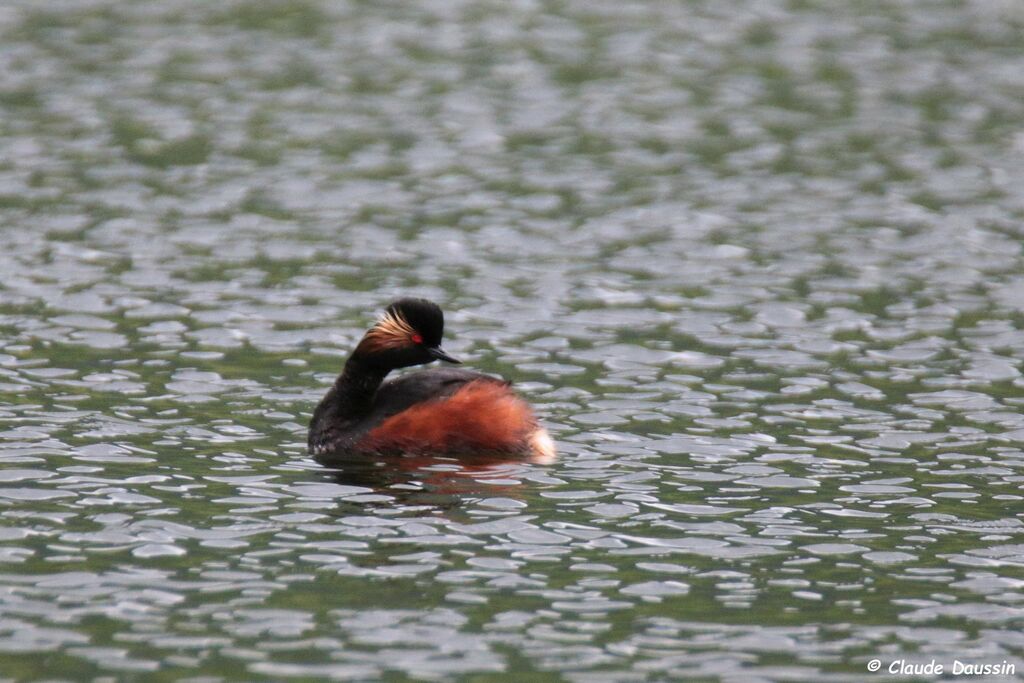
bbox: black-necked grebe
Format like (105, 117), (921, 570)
(308, 298), (555, 464)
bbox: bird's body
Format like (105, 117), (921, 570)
(308, 299), (555, 465)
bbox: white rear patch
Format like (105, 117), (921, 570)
(528, 427), (557, 464)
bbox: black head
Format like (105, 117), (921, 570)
(353, 298), (461, 370)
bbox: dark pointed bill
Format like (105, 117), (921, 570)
(428, 346), (461, 364)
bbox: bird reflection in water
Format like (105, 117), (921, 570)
(324, 449), (552, 511)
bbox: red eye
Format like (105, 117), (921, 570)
(411, 333), (423, 345)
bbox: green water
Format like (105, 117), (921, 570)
(1, 0), (1024, 680)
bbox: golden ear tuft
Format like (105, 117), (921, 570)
(362, 308), (417, 351)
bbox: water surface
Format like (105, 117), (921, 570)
(2, 0), (1024, 680)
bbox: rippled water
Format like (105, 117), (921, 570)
(2, 0), (1024, 680)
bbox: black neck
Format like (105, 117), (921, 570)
(308, 355), (390, 453)
(329, 356), (389, 418)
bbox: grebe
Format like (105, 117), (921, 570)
(308, 298), (555, 465)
